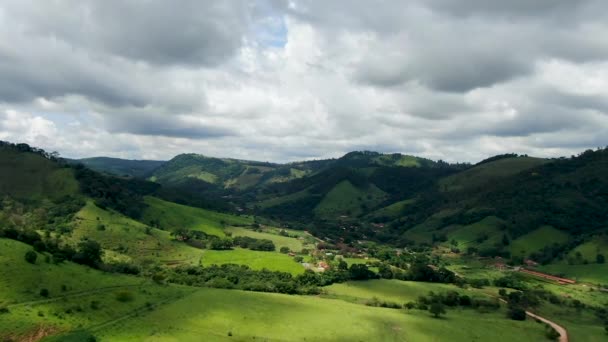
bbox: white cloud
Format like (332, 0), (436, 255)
(0, 1), (606, 163)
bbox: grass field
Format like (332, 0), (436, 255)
(369, 198), (415, 219)
(445, 216), (506, 249)
(0, 239), (555, 342)
(566, 238), (608, 262)
(0, 238), (191, 341)
(510, 226), (570, 258)
(71, 201), (202, 266)
(224, 226), (307, 252)
(256, 188), (311, 209)
(200, 248), (305, 275)
(323, 279), (479, 304)
(537, 263), (608, 284)
(97, 287), (549, 342)
(141, 197), (253, 237)
(314, 180), (387, 219)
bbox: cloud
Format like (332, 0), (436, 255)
(0, 1), (606, 163)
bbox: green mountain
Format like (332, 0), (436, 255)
(72, 157), (165, 178)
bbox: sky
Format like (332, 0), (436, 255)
(1, 0), (607, 163)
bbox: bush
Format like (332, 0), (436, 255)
(39, 288), (49, 297)
(429, 303), (446, 318)
(0, 306), (9, 314)
(545, 326), (560, 340)
(507, 307), (527, 321)
(25, 250), (37, 264)
(115, 291), (134, 302)
(280, 246), (290, 254)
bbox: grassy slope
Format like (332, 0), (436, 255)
(200, 248), (304, 275)
(314, 180), (387, 218)
(98, 287), (548, 342)
(444, 216), (506, 249)
(141, 197), (253, 237)
(368, 198), (415, 219)
(439, 157), (548, 193)
(509, 226), (570, 258)
(224, 226), (307, 252)
(566, 238), (608, 261)
(537, 263), (608, 284)
(0, 239), (190, 340)
(0, 149), (78, 200)
(324, 280), (476, 304)
(71, 201), (202, 266)
(257, 188), (311, 209)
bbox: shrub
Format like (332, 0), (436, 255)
(25, 250), (37, 264)
(115, 291), (134, 302)
(39, 288), (49, 297)
(280, 246), (290, 254)
(429, 303), (446, 318)
(545, 326), (560, 340)
(0, 307), (9, 314)
(507, 307), (527, 321)
(90, 301), (100, 310)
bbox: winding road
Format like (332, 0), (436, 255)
(525, 310), (568, 342)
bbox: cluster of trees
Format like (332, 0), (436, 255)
(173, 229), (276, 252)
(403, 290), (500, 318)
(73, 165), (159, 219)
(0, 141), (61, 161)
(0, 226), (103, 267)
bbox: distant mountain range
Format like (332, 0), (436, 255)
(7, 140), (608, 264)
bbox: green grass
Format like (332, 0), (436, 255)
(97, 287), (549, 342)
(446, 216), (506, 249)
(314, 180), (387, 219)
(257, 188), (311, 209)
(438, 157), (548, 193)
(141, 197), (253, 237)
(369, 198), (415, 219)
(0, 238), (191, 341)
(224, 227), (307, 252)
(510, 226), (570, 258)
(70, 201), (202, 266)
(537, 263), (608, 285)
(200, 248), (305, 275)
(566, 238), (608, 262)
(324, 280), (478, 304)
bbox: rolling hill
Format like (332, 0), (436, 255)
(72, 157), (165, 178)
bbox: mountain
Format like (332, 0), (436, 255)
(72, 157), (166, 178)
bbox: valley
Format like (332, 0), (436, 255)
(1, 141), (607, 341)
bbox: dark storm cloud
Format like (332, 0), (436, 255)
(10, 0), (250, 67)
(104, 114), (235, 139)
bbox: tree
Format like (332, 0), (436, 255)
(25, 250), (37, 264)
(338, 259), (348, 270)
(73, 239), (103, 267)
(597, 254), (605, 264)
(429, 303), (446, 318)
(349, 264), (375, 280)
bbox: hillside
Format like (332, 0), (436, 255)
(73, 157), (165, 178)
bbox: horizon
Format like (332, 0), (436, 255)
(1, 1), (607, 163)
